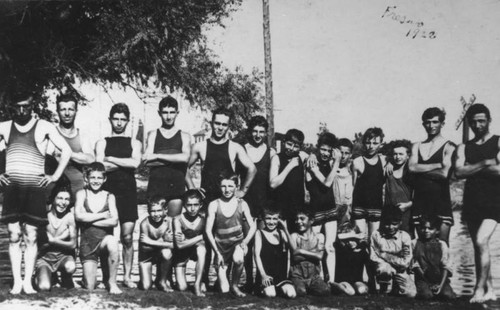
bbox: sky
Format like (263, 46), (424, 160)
(204, 0), (500, 143)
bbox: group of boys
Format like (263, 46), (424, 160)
(0, 88), (499, 305)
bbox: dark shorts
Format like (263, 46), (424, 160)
(139, 246), (163, 265)
(115, 192), (138, 224)
(352, 206), (382, 222)
(173, 247), (199, 267)
(1, 184), (48, 226)
(36, 251), (75, 273)
(79, 227), (110, 263)
(313, 206), (339, 226)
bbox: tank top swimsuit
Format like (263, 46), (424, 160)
(307, 159), (335, 213)
(256, 230), (291, 287)
(241, 145), (271, 217)
(201, 140), (234, 204)
(352, 156), (384, 209)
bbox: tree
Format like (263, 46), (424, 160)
(0, 0), (263, 129)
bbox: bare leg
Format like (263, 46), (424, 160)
(470, 219), (497, 303)
(36, 266), (52, 292)
(324, 220), (338, 283)
(355, 219), (368, 240)
(139, 262), (153, 290)
(22, 223), (38, 294)
(82, 261), (98, 290)
(175, 267), (188, 291)
(167, 199), (183, 217)
(60, 257), (76, 288)
(120, 221), (136, 288)
(368, 220), (380, 241)
(218, 264), (230, 293)
(194, 244), (207, 296)
(158, 249), (173, 292)
(7, 222), (23, 294)
(230, 246), (246, 297)
(439, 222), (451, 245)
(102, 236), (122, 294)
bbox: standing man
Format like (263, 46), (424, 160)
(0, 90), (72, 294)
(51, 94), (95, 193)
(187, 107), (257, 205)
(455, 104), (500, 303)
(95, 103), (142, 288)
(409, 108), (455, 244)
(143, 96), (191, 217)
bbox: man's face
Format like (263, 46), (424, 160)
(220, 179), (237, 199)
(339, 146), (352, 165)
(469, 113), (490, 137)
(57, 100), (77, 126)
(364, 136), (382, 156)
(53, 191), (71, 215)
(295, 213), (312, 233)
(318, 144), (333, 162)
(251, 125), (267, 146)
(149, 204), (165, 223)
(392, 146), (409, 166)
(159, 106), (178, 128)
(185, 197), (202, 217)
(109, 112), (129, 134)
(211, 114), (230, 139)
(12, 98), (34, 125)
(284, 140), (301, 158)
(422, 116), (443, 136)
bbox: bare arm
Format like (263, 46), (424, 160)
(74, 190), (108, 223)
(240, 201), (256, 246)
(104, 139), (142, 169)
(205, 202), (223, 265)
(44, 123), (72, 182)
(92, 194), (119, 228)
(352, 157), (363, 188)
(70, 132), (95, 164)
(409, 142), (442, 174)
(253, 230), (272, 285)
(235, 144), (257, 197)
(173, 217), (203, 249)
(139, 219), (173, 249)
(48, 215), (77, 250)
(480, 147), (500, 176)
(185, 143), (202, 189)
(454, 144), (494, 178)
(270, 155), (299, 189)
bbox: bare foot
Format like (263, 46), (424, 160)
(231, 286), (246, 298)
(201, 282), (207, 293)
(108, 283), (122, 295)
(23, 281), (37, 295)
(194, 285), (206, 297)
(9, 282), (22, 295)
(484, 291), (497, 301)
(158, 282), (174, 292)
(470, 288), (486, 303)
(123, 280), (137, 289)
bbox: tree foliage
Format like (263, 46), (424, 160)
(0, 0), (263, 129)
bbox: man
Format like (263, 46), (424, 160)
(95, 103), (142, 288)
(455, 104), (500, 303)
(187, 107), (257, 205)
(143, 96), (191, 217)
(0, 90), (72, 294)
(409, 108), (455, 244)
(47, 94), (95, 194)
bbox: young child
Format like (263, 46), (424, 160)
(74, 162), (121, 294)
(173, 189), (207, 296)
(352, 127), (387, 239)
(370, 206), (415, 297)
(283, 207), (330, 297)
(205, 171), (256, 297)
(333, 220), (369, 296)
(138, 196), (174, 291)
(306, 132), (341, 285)
(36, 185), (77, 291)
(412, 216), (455, 300)
(254, 207), (296, 298)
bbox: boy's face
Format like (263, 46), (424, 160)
(392, 146), (409, 166)
(364, 136), (382, 156)
(295, 213), (312, 232)
(283, 139), (301, 158)
(339, 146), (352, 165)
(381, 220), (400, 238)
(159, 106), (178, 127)
(149, 204), (165, 223)
(220, 179), (237, 199)
(263, 213), (280, 231)
(109, 112), (129, 134)
(418, 221), (438, 241)
(251, 125), (267, 146)
(86, 171), (106, 191)
(54, 191), (71, 214)
(318, 144), (333, 162)
(185, 197), (202, 217)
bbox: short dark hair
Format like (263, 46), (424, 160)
(388, 139), (412, 156)
(338, 138), (353, 150)
(422, 107), (446, 122)
(148, 195), (167, 211)
(317, 132), (337, 149)
(466, 104), (491, 122)
(362, 127), (384, 143)
(285, 129), (305, 145)
(296, 204), (314, 220)
(247, 115), (269, 131)
(158, 96), (178, 111)
(380, 206), (402, 225)
(85, 162), (106, 177)
(211, 107), (233, 123)
(109, 103), (130, 119)
(56, 94), (78, 111)
(218, 170), (239, 186)
(183, 189), (204, 204)
(48, 184), (73, 209)
(419, 215), (440, 230)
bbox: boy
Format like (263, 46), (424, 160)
(306, 132), (341, 284)
(173, 189), (207, 296)
(352, 127), (387, 239)
(370, 206), (415, 297)
(138, 196), (174, 291)
(412, 216), (455, 300)
(283, 207), (330, 297)
(36, 185), (77, 291)
(332, 138), (354, 224)
(254, 207), (296, 298)
(205, 171), (256, 297)
(385, 140), (414, 236)
(74, 162), (121, 294)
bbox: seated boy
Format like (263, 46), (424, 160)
(254, 206), (296, 298)
(36, 185), (77, 291)
(138, 196), (174, 291)
(333, 220), (369, 296)
(370, 206), (415, 297)
(173, 189), (207, 296)
(412, 215), (456, 300)
(205, 171), (256, 297)
(74, 162), (121, 294)
(283, 207), (330, 297)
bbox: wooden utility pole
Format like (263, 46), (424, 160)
(263, 0), (274, 146)
(455, 94), (476, 143)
